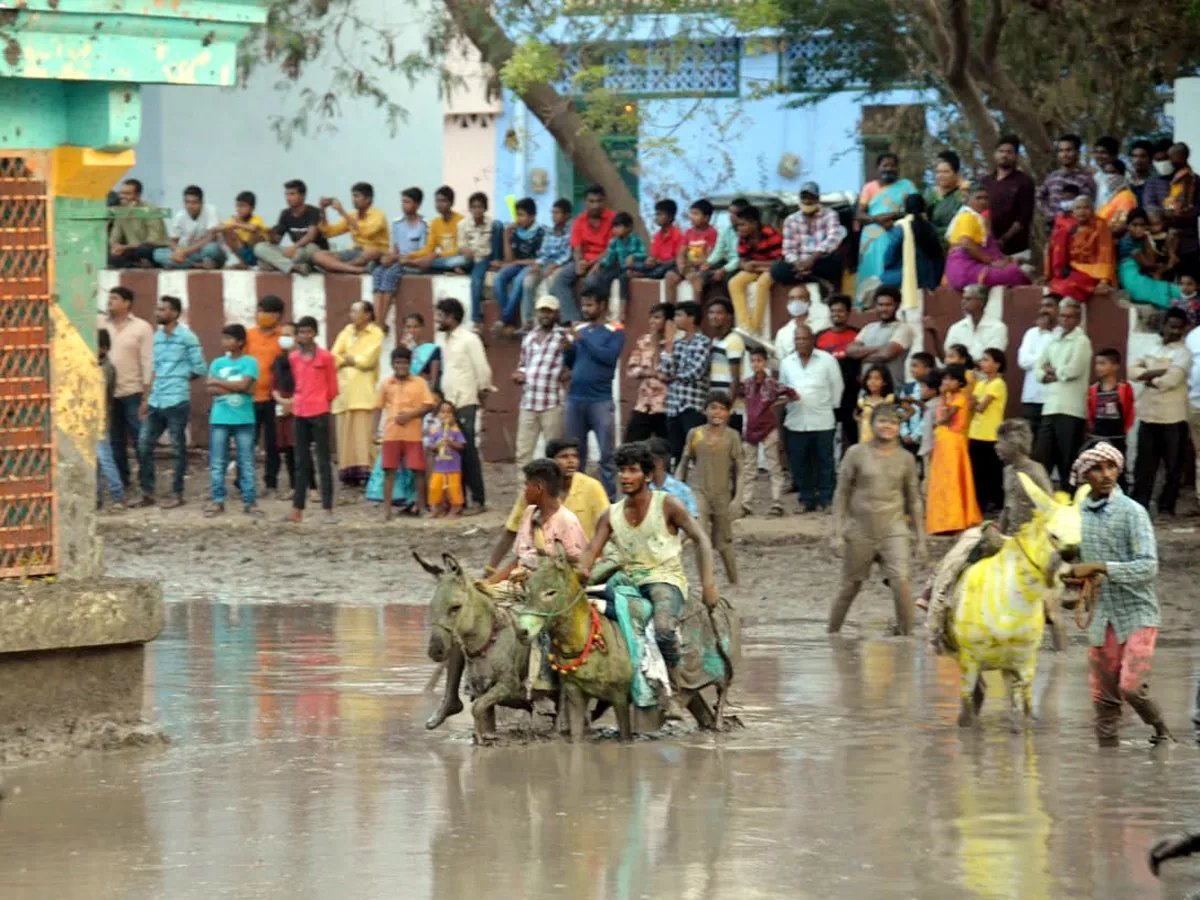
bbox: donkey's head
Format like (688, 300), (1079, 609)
(415, 552), (470, 662)
(516, 545), (581, 643)
(1017, 472), (1089, 562)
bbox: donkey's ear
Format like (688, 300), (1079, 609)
(442, 553), (463, 577)
(553, 539), (570, 564)
(1017, 472), (1056, 516)
(1072, 482), (1092, 506)
(413, 552), (443, 578)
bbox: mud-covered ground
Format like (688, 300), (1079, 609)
(100, 459), (1200, 641)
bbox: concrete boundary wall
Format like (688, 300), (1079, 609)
(95, 272), (1140, 462)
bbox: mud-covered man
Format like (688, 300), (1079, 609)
(1065, 441), (1174, 747)
(828, 403), (925, 635)
(577, 442), (719, 719)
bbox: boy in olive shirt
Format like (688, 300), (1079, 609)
(676, 390), (743, 584)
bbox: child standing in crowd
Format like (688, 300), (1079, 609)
(96, 328), (125, 512)
(217, 191), (268, 269)
(740, 346), (795, 517)
(665, 199), (718, 303)
(926, 364), (982, 535)
(584, 211), (646, 309)
(917, 371), (941, 480)
(522, 198), (574, 328)
(625, 302), (673, 442)
(676, 390), (743, 584)
(271, 321), (315, 500)
(633, 199), (683, 282)
(288, 316), (339, 524)
(374, 347), (436, 520)
(899, 352), (934, 454)
(414, 185), (466, 273)
(425, 400), (466, 518)
(856, 364), (895, 443)
(1171, 273), (1200, 326)
(1087, 348), (1136, 487)
(205, 324), (262, 519)
(967, 347), (1008, 514)
(495, 197), (545, 333)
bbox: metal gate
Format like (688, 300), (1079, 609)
(0, 156), (55, 577)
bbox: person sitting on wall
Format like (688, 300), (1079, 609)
(215, 191), (270, 270)
(771, 181), (848, 294)
(310, 181), (390, 275)
(254, 179), (328, 276)
(152, 185), (226, 270)
(1045, 195), (1116, 303)
(551, 183), (615, 324)
(108, 178), (170, 269)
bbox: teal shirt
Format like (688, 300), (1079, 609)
(208, 354), (259, 426)
(708, 226), (740, 272)
(601, 233), (647, 267)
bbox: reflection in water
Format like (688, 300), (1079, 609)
(2, 600), (1200, 899)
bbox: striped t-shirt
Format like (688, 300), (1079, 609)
(710, 330), (745, 414)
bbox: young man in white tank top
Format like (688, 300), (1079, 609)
(578, 442), (720, 718)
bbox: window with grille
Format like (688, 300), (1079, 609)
(556, 38), (740, 98)
(0, 156), (55, 577)
(779, 37), (859, 92)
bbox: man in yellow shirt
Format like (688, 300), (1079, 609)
(216, 190), (269, 269)
(312, 181), (389, 274)
(426, 434), (610, 731)
(413, 185), (467, 273)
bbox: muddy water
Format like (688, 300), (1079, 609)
(3, 599), (1200, 899)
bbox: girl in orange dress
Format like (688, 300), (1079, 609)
(925, 364), (983, 535)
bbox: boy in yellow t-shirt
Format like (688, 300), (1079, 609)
(967, 347), (1008, 515)
(413, 185), (467, 273)
(218, 190), (269, 268)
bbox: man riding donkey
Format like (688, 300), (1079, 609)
(925, 419), (1066, 650)
(576, 441), (721, 720)
(1065, 441), (1174, 747)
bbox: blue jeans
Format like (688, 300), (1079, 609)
(96, 437), (125, 504)
(210, 422), (257, 506)
(109, 392), (142, 487)
(138, 402), (190, 498)
(784, 428), (835, 510)
(495, 263), (531, 324)
(565, 398), (616, 497)
(152, 241), (227, 269)
(606, 580), (684, 668)
(427, 255), (469, 272)
(550, 259), (584, 322)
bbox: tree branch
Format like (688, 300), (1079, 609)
(946, 0), (970, 86)
(981, 0), (1006, 65)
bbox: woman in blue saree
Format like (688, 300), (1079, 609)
(856, 152), (918, 303)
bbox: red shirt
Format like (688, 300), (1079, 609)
(737, 224), (783, 261)
(570, 209), (616, 262)
(650, 224), (684, 262)
(682, 225), (718, 264)
(289, 346), (339, 417)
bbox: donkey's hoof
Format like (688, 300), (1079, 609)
(957, 704), (976, 728)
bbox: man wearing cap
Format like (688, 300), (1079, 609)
(1065, 441), (1174, 747)
(772, 182), (848, 291)
(513, 294), (571, 468)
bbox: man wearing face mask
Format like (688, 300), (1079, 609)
(773, 284), (831, 362)
(1142, 139), (1175, 213)
(1036, 133), (1097, 228)
(772, 182), (847, 294)
(245, 294), (286, 498)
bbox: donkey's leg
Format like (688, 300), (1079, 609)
(563, 680), (587, 744)
(1018, 656), (1038, 721)
(1002, 669), (1023, 734)
(471, 683), (509, 744)
(613, 693), (634, 743)
(958, 654), (982, 728)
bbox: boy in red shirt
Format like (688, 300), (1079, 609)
(665, 198), (718, 303)
(374, 346), (436, 520)
(1087, 347), (1135, 489)
(631, 199), (683, 284)
(287, 315), (339, 524)
(550, 183), (615, 321)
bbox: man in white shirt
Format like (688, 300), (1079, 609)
(771, 283), (832, 363)
(152, 185), (226, 269)
(1185, 316), (1200, 509)
(845, 286), (914, 388)
(779, 324), (844, 512)
(1016, 294), (1059, 436)
(1033, 298), (1092, 481)
(942, 284), (1009, 361)
(437, 296), (494, 513)
(1130, 307), (1192, 515)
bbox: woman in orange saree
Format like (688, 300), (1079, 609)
(1045, 196), (1116, 303)
(1097, 160), (1138, 234)
(926, 364), (982, 535)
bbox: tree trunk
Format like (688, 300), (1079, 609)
(442, 0), (649, 240)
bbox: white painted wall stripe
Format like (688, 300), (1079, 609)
(221, 270), (260, 328)
(156, 271), (191, 319)
(290, 274), (329, 348)
(95, 270), (120, 314)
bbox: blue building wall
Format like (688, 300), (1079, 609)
(492, 42), (931, 219)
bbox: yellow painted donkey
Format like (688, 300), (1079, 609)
(950, 474), (1089, 730)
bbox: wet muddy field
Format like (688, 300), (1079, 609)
(4, 464), (1200, 898)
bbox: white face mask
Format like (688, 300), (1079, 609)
(1155, 160), (1175, 177)
(278, 336), (295, 351)
(1059, 199), (1076, 212)
(788, 300), (809, 318)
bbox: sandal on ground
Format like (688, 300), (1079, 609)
(243, 505), (265, 519)
(203, 503), (225, 518)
